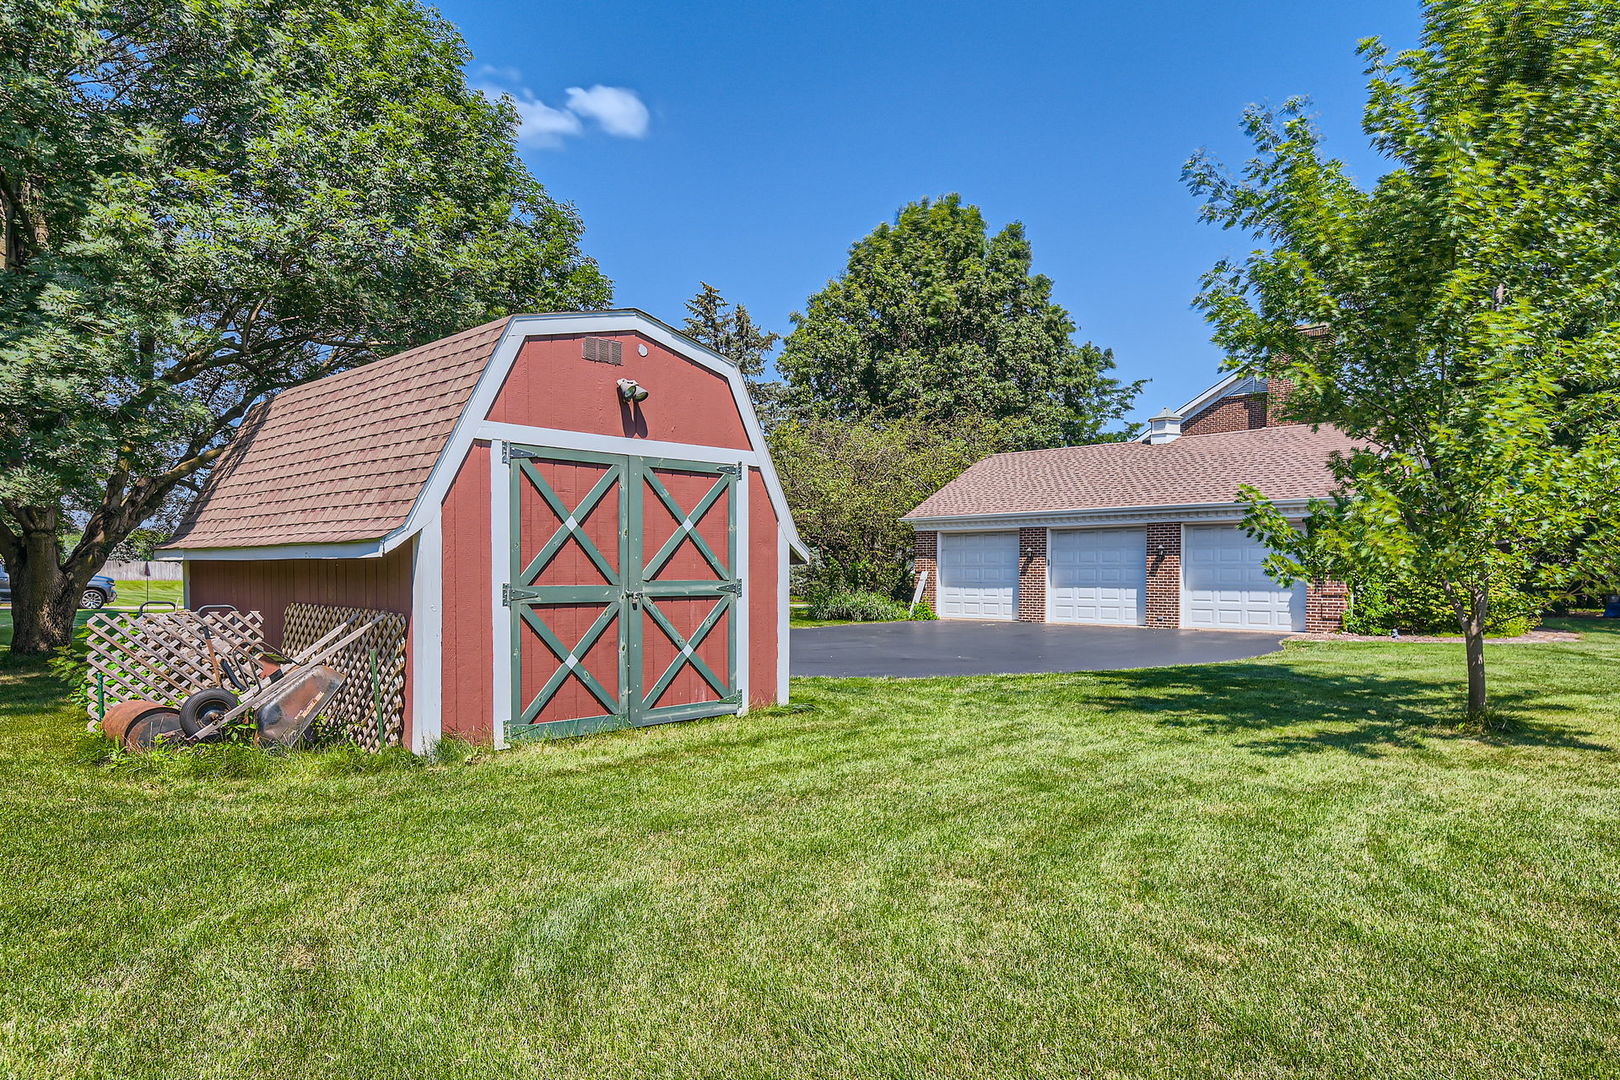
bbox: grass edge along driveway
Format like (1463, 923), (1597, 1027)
(1, 621), (1616, 1079)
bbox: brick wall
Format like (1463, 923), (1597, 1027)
(1181, 393), (1269, 436)
(1144, 523), (1181, 628)
(914, 530), (938, 609)
(1306, 578), (1348, 633)
(1267, 377), (1296, 425)
(1017, 527), (1046, 622)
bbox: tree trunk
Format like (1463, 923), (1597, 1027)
(1453, 586), (1490, 722)
(6, 525), (95, 656)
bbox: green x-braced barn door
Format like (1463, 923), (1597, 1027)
(504, 444), (742, 740)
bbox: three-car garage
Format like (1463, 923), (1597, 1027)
(905, 421), (1355, 636)
(932, 524), (1305, 633)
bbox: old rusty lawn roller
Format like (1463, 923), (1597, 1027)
(108, 614), (382, 752)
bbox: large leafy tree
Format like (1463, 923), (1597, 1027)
(0, 0), (610, 653)
(777, 195), (1139, 450)
(768, 417), (1011, 598)
(1187, 0), (1620, 721)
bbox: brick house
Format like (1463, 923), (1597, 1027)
(903, 372), (1352, 634)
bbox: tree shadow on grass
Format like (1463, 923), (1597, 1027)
(1077, 661), (1612, 757)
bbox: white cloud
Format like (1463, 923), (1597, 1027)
(564, 85), (651, 139)
(475, 73), (649, 149)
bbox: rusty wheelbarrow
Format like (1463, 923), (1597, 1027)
(106, 614), (383, 751)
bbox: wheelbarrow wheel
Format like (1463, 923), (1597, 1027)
(178, 687), (239, 741)
(122, 707), (186, 751)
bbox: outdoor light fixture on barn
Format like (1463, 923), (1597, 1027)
(159, 311), (808, 753)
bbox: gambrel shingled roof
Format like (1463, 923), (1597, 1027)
(163, 310), (808, 559)
(903, 424), (1356, 522)
(166, 319), (510, 549)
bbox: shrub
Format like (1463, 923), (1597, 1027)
(908, 599), (938, 621)
(805, 590), (910, 622)
(1344, 575), (1542, 637)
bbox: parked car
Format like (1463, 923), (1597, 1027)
(0, 570), (118, 610)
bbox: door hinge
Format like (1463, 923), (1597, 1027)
(716, 463), (743, 478)
(503, 444), (541, 464)
(716, 581), (742, 595)
(503, 583), (543, 605)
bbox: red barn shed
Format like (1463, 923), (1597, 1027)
(162, 311), (807, 752)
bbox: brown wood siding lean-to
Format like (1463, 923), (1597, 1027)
(185, 545), (418, 743)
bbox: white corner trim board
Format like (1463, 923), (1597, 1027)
(409, 518), (443, 755)
(733, 460), (750, 715)
(488, 439), (512, 749)
(776, 527), (789, 705)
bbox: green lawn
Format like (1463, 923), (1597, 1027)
(1, 622), (1617, 1078)
(107, 578), (183, 609)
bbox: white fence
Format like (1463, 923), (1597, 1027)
(99, 559), (184, 581)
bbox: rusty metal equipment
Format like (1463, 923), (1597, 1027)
(181, 614), (383, 746)
(104, 613), (382, 752)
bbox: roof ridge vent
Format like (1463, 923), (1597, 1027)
(1147, 408), (1183, 445)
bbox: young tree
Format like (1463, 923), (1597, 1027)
(0, 0), (611, 653)
(1187, 0), (1620, 720)
(681, 282), (788, 425)
(768, 417), (1011, 598)
(777, 195), (1140, 450)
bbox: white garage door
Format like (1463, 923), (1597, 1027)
(938, 531), (1019, 620)
(1182, 525), (1304, 631)
(1048, 528), (1146, 625)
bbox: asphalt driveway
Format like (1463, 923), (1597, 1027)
(790, 620), (1290, 678)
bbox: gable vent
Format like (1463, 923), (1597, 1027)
(582, 337), (623, 365)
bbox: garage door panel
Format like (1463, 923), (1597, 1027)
(938, 532), (1018, 620)
(1048, 528), (1146, 625)
(1182, 526), (1303, 631)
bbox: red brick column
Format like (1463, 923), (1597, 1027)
(1145, 523), (1181, 628)
(1266, 376), (1296, 425)
(1306, 578), (1348, 633)
(1018, 527), (1047, 622)
(914, 531), (938, 609)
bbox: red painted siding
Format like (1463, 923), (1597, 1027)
(440, 441), (494, 741)
(435, 410), (785, 745)
(747, 468), (779, 706)
(487, 333), (752, 450)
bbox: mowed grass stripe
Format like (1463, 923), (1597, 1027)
(0, 621), (1616, 1078)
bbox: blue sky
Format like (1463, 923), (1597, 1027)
(440, 0), (1421, 424)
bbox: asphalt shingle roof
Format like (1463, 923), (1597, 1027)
(165, 318), (510, 549)
(903, 424), (1356, 520)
